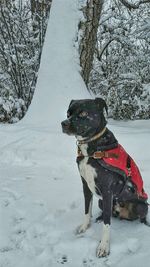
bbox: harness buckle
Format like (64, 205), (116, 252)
(93, 151), (104, 159)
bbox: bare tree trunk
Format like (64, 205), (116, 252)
(78, 0), (104, 86)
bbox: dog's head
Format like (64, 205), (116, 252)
(61, 98), (108, 138)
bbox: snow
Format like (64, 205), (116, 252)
(0, 0), (150, 267)
(23, 0), (89, 128)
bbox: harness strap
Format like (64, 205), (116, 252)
(126, 155), (131, 177)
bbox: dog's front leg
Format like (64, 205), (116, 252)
(96, 191), (112, 257)
(76, 177), (93, 234)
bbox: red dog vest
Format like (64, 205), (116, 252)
(103, 144), (148, 200)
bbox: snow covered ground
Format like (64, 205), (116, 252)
(0, 120), (150, 267)
(0, 0), (150, 267)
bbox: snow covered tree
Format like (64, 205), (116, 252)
(89, 0), (150, 120)
(0, 0), (51, 123)
(30, 0), (52, 51)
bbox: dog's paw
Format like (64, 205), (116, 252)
(75, 222), (90, 235)
(75, 214), (91, 235)
(96, 241), (110, 258)
(95, 214), (103, 223)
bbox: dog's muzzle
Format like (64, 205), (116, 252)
(61, 119), (71, 134)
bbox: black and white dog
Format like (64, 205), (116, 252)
(61, 98), (148, 257)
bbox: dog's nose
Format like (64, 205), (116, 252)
(61, 120), (70, 128)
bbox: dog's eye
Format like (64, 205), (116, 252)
(79, 111), (88, 118)
(67, 112), (71, 118)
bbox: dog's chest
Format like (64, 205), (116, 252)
(78, 144), (97, 194)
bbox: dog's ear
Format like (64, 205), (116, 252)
(69, 100), (75, 108)
(67, 100), (75, 117)
(95, 98), (108, 115)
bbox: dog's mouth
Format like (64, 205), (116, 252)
(61, 120), (75, 135)
(61, 119), (94, 138)
(62, 128), (74, 135)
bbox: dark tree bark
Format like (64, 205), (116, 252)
(78, 0), (104, 86)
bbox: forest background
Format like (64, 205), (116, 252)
(0, 0), (149, 122)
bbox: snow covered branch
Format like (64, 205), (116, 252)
(96, 39), (114, 61)
(119, 0), (150, 10)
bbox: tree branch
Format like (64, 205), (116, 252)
(96, 39), (114, 61)
(119, 0), (150, 10)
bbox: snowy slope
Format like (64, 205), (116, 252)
(0, 1), (150, 267)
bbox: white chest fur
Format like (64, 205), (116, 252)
(78, 143), (97, 194)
